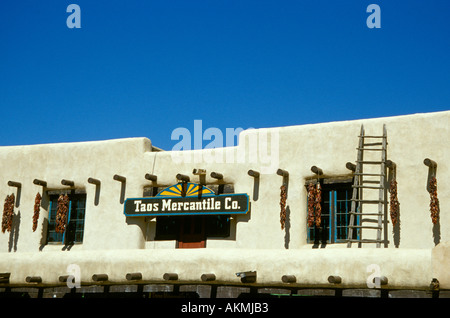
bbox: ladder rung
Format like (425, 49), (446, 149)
(361, 218), (380, 223)
(360, 135), (386, 138)
(357, 161), (383, 164)
(362, 180), (381, 184)
(351, 199), (385, 204)
(352, 185), (383, 189)
(354, 173), (385, 176)
(357, 148), (383, 151)
(363, 142), (383, 146)
(348, 225), (382, 229)
(348, 239), (384, 243)
(350, 212), (383, 216)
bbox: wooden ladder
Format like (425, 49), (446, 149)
(347, 124), (388, 248)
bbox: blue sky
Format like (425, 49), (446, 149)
(1, 0), (449, 150)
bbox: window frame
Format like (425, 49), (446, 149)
(306, 180), (359, 245)
(147, 183), (234, 241)
(46, 192), (86, 245)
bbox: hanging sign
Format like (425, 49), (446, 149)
(124, 183), (249, 217)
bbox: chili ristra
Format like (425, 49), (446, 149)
(429, 177), (439, 224)
(307, 183), (316, 227)
(32, 192), (42, 232)
(1, 194), (15, 233)
(314, 183), (322, 227)
(307, 182), (322, 227)
(280, 184), (287, 230)
(56, 194), (70, 233)
(389, 179), (399, 227)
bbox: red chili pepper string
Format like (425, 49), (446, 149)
(280, 184), (287, 230)
(1, 194), (15, 233)
(32, 192), (42, 232)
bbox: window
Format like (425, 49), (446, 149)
(47, 193), (86, 244)
(306, 181), (358, 245)
(154, 215), (230, 240)
(148, 183), (234, 242)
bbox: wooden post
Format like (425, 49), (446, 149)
(201, 273), (216, 282)
(424, 158), (437, 168)
(0, 273), (10, 284)
(61, 179), (75, 187)
(276, 169), (289, 177)
(328, 275), (342, 284)
(126, 272), (143, 281)
(192, 169), (206, 175)
(385, 160), (396, 169)
(58, 275), (69, 282)
(33, 179), (47, 187)
(281, 275), (296, 283)
(7, 181), (21, 188)
(236, 271), (257, 283)
(311, 166), (323, 175)
(430, 278), (440, 291)
(193, 169), (206, 185)
(87, 177), (101, 185)
(113, 174), (126, 183)
(247, 170), (260, 178)
(145, 173), (157, 182)
(176, 174), (190, 182)
(92, 274), (108, 282)
(163, 273), (178, 281)
(0, 278), (9, 284)
(346, 162), (356, 172)
(210, 172), (223, 180)
(26, 276), (42, 283)
(113, 175), (126, 204)
(374, 276), (388, 286)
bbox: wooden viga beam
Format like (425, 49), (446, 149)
(236, 271), (257, 283)
(176, 174), (190, 183)
(87, 177), (101, 185)
(385, 160), (396, 169)
(201, 273), (216, 282)
(113, 174), (126, 183)
(7, 181), (22, 188)
(311, 166), (323, 175)
(25, 276), (42, 283)
(145, 173), (157, 182)
(281, 275), (296, 283)
(346, 162), (356, 172)
(163, 273), (178, 281)
(61, 179), (75, 187)
(33, 179), (47, 187)
(210, 172), (223, 180)
(92, 274), (108, 282)
(424, 158), (437, 168)
(247, 170), (260, 178)
(327, 275), (342, 284)
(126, 272), (143, 281)
(276, 169), (289, 177)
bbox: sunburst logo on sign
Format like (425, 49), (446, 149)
(124, 182), (249, 217)
(156, 183), (215, 197)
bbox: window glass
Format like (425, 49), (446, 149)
(150, 183), (234, 241)
(47, 193), (86, 244)
(307, 182), (356, 244)
(155, 215), (231, 240)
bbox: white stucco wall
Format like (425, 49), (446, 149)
(0, 110), (449, 289)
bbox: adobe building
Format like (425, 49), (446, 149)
(0, 110), (449, 298)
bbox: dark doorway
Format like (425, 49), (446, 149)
(177, 216), (206, 248)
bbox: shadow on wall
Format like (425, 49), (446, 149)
(392, 206), (401, 248)
(387, 163), (401, 248)
(8, 211), (20, 252)
(425, 159), (440, 246)
(284, 206), (290, 249)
